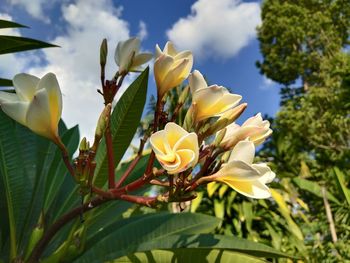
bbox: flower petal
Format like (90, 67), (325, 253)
(159, 58), (191, 96)
(174, 132), (199, 164)
(131, 53), (153, 69)
(115, 37), (140, 67)
(26, 88), (53, 138)
(217, 160), (260, 181)
(164, 122), (188, 149)
(159, 153), (181, 173)
(189, 70), (207, 93)
(0, 91), (18, 103)
(1, 100), (29, 126)
(252, 163), (276, 184)
(39, 73), (62, 129)
(221, 178), (271, 199)
(163, 41), (177, 56)
(154, 54), (175, 90)
(228, 140), (255, 164)
(12, 73), (40, 101)
(210, 93), (242, 115)
(171, 149), (196, 174)
(150, 130), (169, 155)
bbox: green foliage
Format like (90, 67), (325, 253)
(256, 0), (350, 261)
(94, 68), (149, 187)
(257, 0), (350, 85)
(0, 19), (58, 87)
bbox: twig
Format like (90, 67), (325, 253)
(322, 186), (338, 243)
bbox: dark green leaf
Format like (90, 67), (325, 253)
(0, 36), (58, 55)
(94, 67), (149, 187)
(74, 212), (221, 262)
(113, 249), (267, 263)
(0, 20), (27, 29)
(0, 78), (12, 87)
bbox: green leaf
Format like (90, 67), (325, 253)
(74, 212), (221, 262)
(112, 249), (267, 263)
(0, 36), (58, 55)
(94, 68), (149, 187)
(0, 20), (27, 29)
(334, 167), (350, 206)
(0, 112), (23, 260)
(293, 177), (340, 205)
(0, 78), (12, 87)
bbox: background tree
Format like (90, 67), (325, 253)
(192, 0), (350, 261)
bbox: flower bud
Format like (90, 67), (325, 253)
(79, 137), (90, 152)
(95, 104), (112, 138)
(183, 102), (197, 131)
(154, 42), (193, 98)
(115, 37), (152, 74)
(100, 38), (108, 67)
(178, 85), (190, 105)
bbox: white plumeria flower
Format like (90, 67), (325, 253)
(150, 122), (199, 174)
(0, 73), (62, 141)
(189, 70), (242, 121)
(211, 140), (275, 199)
(220, 113), (272, 149)
(154, 41), (193, 98)
(115, 37), (153, 74)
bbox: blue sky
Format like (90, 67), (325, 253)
(0, 0), (280, 142)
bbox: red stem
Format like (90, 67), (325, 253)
(115, 155), (141, 188)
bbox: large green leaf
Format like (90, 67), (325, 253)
(0, 35), (58, 55)
(333, 167), (350, 206)
(112, 249), (267, 263)
(74, 212), (221, 262)
(292, 177), (340, 205)
(0, 20), (27, 29)
(0, 78), (12, 87)
(94, 68), (149, 187)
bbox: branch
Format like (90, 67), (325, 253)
(115, 138), (146, 189)
(27, 197), (108, 263)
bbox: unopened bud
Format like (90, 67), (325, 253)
(95, 104), (112, 138)
(221, 151), (231, 163)
(183, 103), (197, 131)
(218, 103), (247, 124)
(79, 137), (90, 152)
(100, 38), (108, 66)
(213, 128), (226, 147)
(24, 213), (44, 260)
(178, 85), (190, 105)
(202, 103), (247, 138)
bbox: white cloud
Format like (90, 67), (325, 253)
(137, 21), (148, 40)
(1, 0), (151, 143)
(166, 0), (260, 60)
(7, 0), (51, 22)
(259, 76), (277, 90)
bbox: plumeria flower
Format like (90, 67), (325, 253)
(0, 73), (62, 141)
(189, 70), (242, 121)
(210, 140), (275, 199)
(150, 122), (199, 174)
(154, 41), (193, 98)
(220, 113), (272, 149)
(115, 37), (153, 74)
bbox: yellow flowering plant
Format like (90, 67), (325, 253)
(0, 32), (283, 262)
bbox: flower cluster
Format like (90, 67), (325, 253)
(150, 41), (275, 199)
(0, 37), (275, 204)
